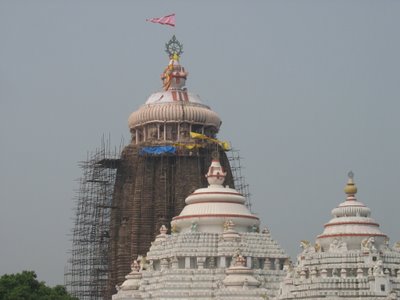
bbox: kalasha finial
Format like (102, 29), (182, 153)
(165, 35), (183, 58)
(344, 170), (357, 196)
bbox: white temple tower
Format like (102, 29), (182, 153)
(112, 159), (289, 300)
(277, 173), (400, 300)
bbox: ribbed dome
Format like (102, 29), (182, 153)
(128, 97), (222, 130)
(317, 173), (387, 251)
(128, 49), (222, 131)
(331, 200), (371, 217)
(171, 160), (259, 233)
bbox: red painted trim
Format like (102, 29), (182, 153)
(172, 214), (259, 221)
(179, 91), (183, 101)
(317, 233), (387, 239)
(191, 191), (242, 196)
(324, 221), (380, 228)
(171, 91), (177, 101)
(189, 200), (244, 204)
(183, 91), (189, 101)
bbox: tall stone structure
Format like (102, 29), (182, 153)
(106, 36), (235, 298)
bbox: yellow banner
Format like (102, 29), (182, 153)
(189, 132), (208, 140)
(189, 132), (230, 151)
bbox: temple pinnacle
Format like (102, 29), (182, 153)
(344, 170), (357, 196)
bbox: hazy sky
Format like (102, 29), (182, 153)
(1, 0), (399, 287)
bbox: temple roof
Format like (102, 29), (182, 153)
(127, 36), (222, 130)
(277, 173), (400, 300)
(171, 159), (259, 234)
(112, 159), (288, 300)
(317, 172), (387, 251)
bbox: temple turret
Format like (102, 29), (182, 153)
(128, 36), (221, 144)
(112, 159), (288, 300)
(317, 172), (387, 251)
(171, 159), (259, 233)
(277, 173), (400, 300)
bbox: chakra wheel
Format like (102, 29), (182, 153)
(165, 35), (183, 57)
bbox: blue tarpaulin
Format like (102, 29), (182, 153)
(139, 145), (176, 155)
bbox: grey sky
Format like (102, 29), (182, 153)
(1, 0), (399, 287)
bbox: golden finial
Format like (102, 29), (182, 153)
(344, 171), (357, 195)
(172, 53), (180, 62)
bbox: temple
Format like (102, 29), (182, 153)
(277, 173), (400, 300)
(66, 35), (240, 300)
(66, 36), (400, 300)
(105, 36), (238, 298)
(112, 159), (289, 300)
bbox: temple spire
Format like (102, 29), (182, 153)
(344, 170), (358, 199)
(161, 36), (187, 91)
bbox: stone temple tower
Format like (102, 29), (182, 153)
(106, 36), (234, 298)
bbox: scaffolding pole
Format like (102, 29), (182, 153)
(227, 147), (252, 212)
(65, 136), (122, 300)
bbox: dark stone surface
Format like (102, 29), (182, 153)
(105, 143), (233, 299)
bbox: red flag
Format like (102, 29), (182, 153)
(146, 13), (175, 27)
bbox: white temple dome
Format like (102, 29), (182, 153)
(278, 173), (400, 300)
(127, 50), (222, 131)
(128, 100), (222, 130)
(145, 90), (203, 104)
(171, 159), (259, 233)
(113, 155), (289, 300)
(317, 172), (387, 251)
